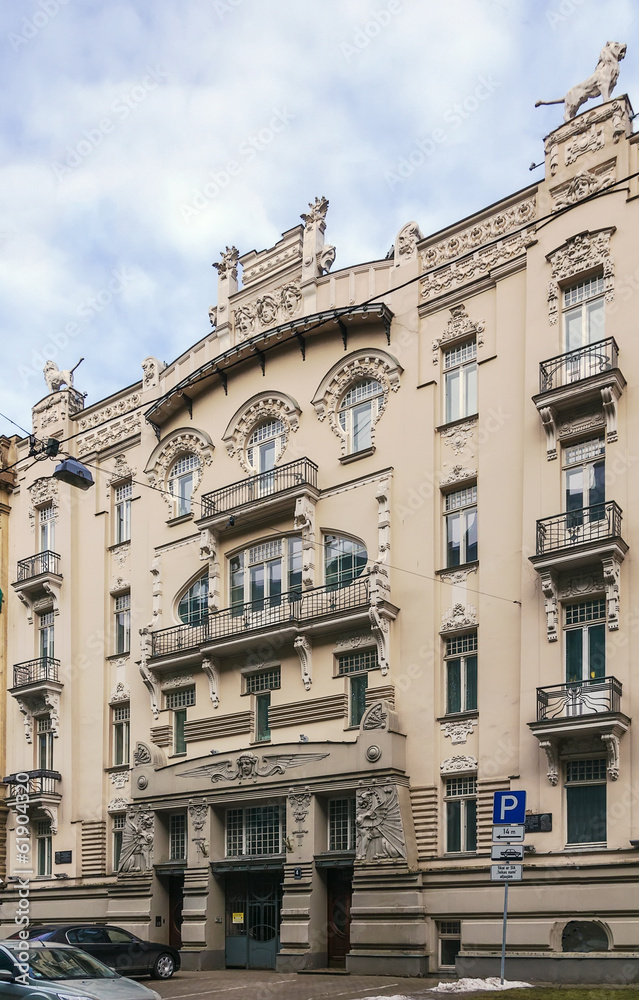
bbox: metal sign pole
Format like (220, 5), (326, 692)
(500, 880), (509, 985)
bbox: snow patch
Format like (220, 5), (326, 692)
(429, 978), (533, 992)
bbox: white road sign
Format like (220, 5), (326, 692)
(491, 864), (523, 882)
(492, 825), (525, 842)
(491, 844), (524, 861)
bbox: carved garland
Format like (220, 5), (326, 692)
(222, 395), (301, 474)
(546, 229), (615, 325)
(311, 353), (402, 455)
(144, 431), (214, 509)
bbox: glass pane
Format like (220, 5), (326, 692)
(174, 709), (187, 754)
(250, 565), (265, 609)
(464, 510), (478, 562)
(259, 439), (276, 473)
(445, 370), (460, 423)
(565, 467), (584, 518)
(352, 401), (372, 452)
(465, 655), (478, 711)
(256, 693), (271, 741)
(288, 537), (302, 595)
(565, 306), (584, 350)
(588, 460), (605, 519)
(230, 554), (244, 613)
(350, 674), (368, 727)
(586, 298), (605, 344)
(566, 628), (584, 683)
(446, 800), (461, 853)
(441, 937), (461, 967)
(464, 363), (477, 417)
(447, 660), (461, 714)
(268, 559), (282, 607)
(447, 512), (461, 567)
(465, 798), (477, 851)
(567, 784), (606, 844)
(588, 623), (606, 680)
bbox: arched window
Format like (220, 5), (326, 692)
(338, 379), (384, 454)
(247, 419), (286, 475)
(168, 453), (200, 517)
(178, 576), (209, 625)
(325, 534), (367, 590)
(561, 921), (609, 953)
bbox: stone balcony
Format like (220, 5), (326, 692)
(13, 551), (62, 620)
(530, 501), (627, 575)
(11, 657), (63, 697)
(3, 769), (62, 831)
(528, 677), (630, 785)
(195, 457), (319, 533)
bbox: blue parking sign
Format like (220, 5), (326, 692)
(493, 790), (526, 825)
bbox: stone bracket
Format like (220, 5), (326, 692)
(202, 657), (220, 708)
(294, 637), (312, 691)
(540, 570), (558, 642)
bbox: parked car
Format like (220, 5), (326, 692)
(0, 940), (162, 1000)
(8, 925), (180, 979)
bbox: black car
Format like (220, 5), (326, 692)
(11, 925), (180, 979)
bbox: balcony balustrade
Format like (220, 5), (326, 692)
(13, 657), (60, 689)
(538, 337), (618, 394)
(15, 550), (61, 583)
(150, 578), (371, 659)
(3, 769), (62, 798)
(535, 501), (622, 556)
(537, 677), (622, 721)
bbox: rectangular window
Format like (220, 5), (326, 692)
(439, 920), (462, 970)
(114, 592), (131, 654)
(255, 692), (271, 742)
(566, 758), (607, 845)
(563, 275), (605, 351)
(563, 437), (605, 527)
(445, 632), (478, 714)
(225, 804), (284, 857)
(166, 687), (195, 755)
(443, 340), (477, 423)
(112, 814), (125, 871)
(350, 673), (368, 727)
(444, 486), (478, 567)
(329, 798), (356, 851)
(169, 813), (187, 861)
(337, 650), (377, 728)
(337, 649), (379, 675)
(38, 611), (55, 660)
(230, 537), (302, 612)
(112, 704), (130, 766)
(565, 600), (606, 683)
(445, 776), (477, 853)
(37, 716), (54, 771)
(36, 820), (52, 877)
(38, 503), (55, 553)
(114, 481), (132, 543)
(245, 668), (281, 693)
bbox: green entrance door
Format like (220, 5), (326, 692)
(225, 873), (281, 969)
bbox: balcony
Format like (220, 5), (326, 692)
(3, 770), (62, 818)
(528, 678), (630, 784)
(149, 577), (376, 665)
(196, 457), (319, 532)
(11, 657), (63, 694)
(532, 338), (626, 459)
(530, 501), (628, 574)
(13, 551), (62, 620)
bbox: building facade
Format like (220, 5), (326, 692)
(2, 95), (639, 982)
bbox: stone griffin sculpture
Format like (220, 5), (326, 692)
(43, 358), (84, 393)
(536, 42), (626, 121)
(355, 782), (407, 861)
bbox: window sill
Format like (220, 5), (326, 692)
(436, 560), (479, 576)
(168, 752), (187, 759)
(105, 764), (131, 774)
(108, 540), (131, 552)
(339, 447), (375, 465)
(436, 414), (478, 433)
(437, 710), (479, 723)
(563, 842), (607, 852)
(166, 512), (194, 526)
(443, 851), (478, 858)
(106, 652), (130, 661)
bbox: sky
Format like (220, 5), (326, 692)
(0, 0), (637, 439)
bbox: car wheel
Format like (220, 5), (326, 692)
(151, 953), (176, 979)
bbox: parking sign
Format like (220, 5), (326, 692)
(493, 790), (526, 825)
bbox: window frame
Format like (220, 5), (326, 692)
(324, 533), (368, 590)
(229, 535), (302, 612)
(36, 820), (52, 877)
(36, 715), (54, 771)
(112, 704), (130, 766)
(337, 649), (379, 728)
(38, 503), (56, 554)
(178, 575), (209, 625)
(443, 339), (477, 424)
(444, 775), (477, 854)
(246, 418), (287, 475)
(114, 480), (133, 544)
(165, 686), (195, 755)
(438, 920), (462, 970)
(225, 804), (285, 857)
(562, 274), (605, 353)
(443, 485), (478, 568)
(444, 631), (478, 715)
(167, 452), (201, 518)
(114, 592), (131, 654)
(243, 667), (281, 743)
(338, 378), (384, 455)
(169, 813), (187, 862)
(564, 599), (606, 684)
(562, 436), (605, 526)
(328, 797), (356, 852)
(565, 757), (607, 846)
(38, 611), (55, 660)
(112, 813), (126, 871)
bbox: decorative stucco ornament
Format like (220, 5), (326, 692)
(535, 42), (626, 121)
(355, 782), (407, 861)
(117, 807), (154, 873)
(213, 246), (239, 280)
(178, 751), (329, 784)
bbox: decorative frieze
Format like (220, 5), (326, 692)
(551, 163), (616, 213)
(440, 755), (478, 774)
(109, 682), (130, 704)
(440, 603), (478, 633)
(232, 281), (303, 340)
(440, 464), (476, 487)
(420, 198), (536, 271)
(440, 419), (476, 455)
(77, 412), (142, 457)
(421, 230), (535, 300)
(77, 393), (141, 432)
(179, 750), (330, 783)
(159, 673), (194, 691)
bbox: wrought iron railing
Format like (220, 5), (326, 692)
(537, 676), (622, 721)
(4, 770), (62, 797)
(150, 578), (370, 657)
(199, 457), (318, 518)
(539, 337), (618, 394)
(16, 550), (61, 582)
(13, 657), (60, 688)
(536, 501), (622, 555)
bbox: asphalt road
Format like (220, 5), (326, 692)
(152, 969), (448, 1000)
